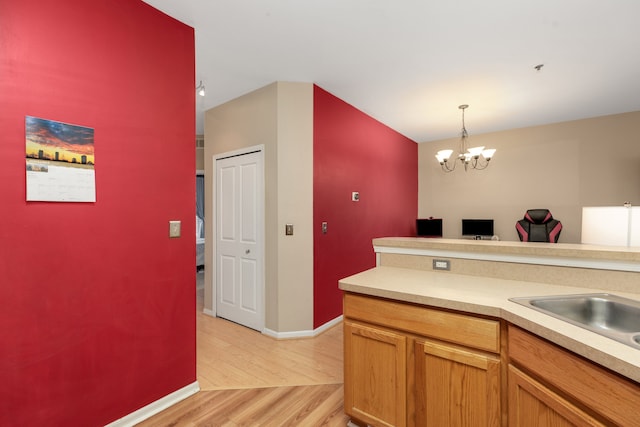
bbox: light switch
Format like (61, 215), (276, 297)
(285, 224), (294, 236)
(322, 222), (328, 234)
(169, 220), (181, 238)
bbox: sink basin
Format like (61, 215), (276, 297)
(509, 293), (640, 349)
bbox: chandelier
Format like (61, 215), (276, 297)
(435, 104), (496, 172)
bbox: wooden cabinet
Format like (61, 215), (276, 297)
(415, 339), (501, 426)
(508, 364), (604, 426)
(344, 321), (407, 427)
(344, 292), (640, 427)
(344, 292), (504, 427)
(508, 325), (640, 427)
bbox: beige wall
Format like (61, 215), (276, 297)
(204, 82), (314, 332)
(419, 111), (640, 243)
(275, 83), (314, 331)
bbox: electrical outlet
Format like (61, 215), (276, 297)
(352, 191), (359, 201)
(433, 259), (450, 271)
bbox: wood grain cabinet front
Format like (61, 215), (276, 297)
(415, 339), (502, 426)
(343, 292), (504, 427)
(508, 325), (640, 427)
(344, 320), (407, 427)
(508, 364), (605, 427)
(343, 293), (640, 427)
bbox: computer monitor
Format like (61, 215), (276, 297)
(416, 218), (443, 237)
(462, 219), (494, 238)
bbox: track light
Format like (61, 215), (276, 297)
(196, 81), (205, 97)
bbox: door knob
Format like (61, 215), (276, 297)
(245, 249), (250, 254)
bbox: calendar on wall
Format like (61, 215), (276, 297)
(25, 116), (96, 202)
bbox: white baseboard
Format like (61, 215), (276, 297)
(262, 315), (343, 339)
(203, 307), (216, 317)
(314, 314), (344, 335)
(105, 381), (200, 427)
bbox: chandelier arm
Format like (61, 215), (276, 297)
(472, 157), (489, 170)
(441, 160), (456, 172)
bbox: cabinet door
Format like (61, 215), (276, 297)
(415, 339), (501, 427)
(508, 325), (640, 426)
(344, 320), (407, 427)
(508, 365), (605, 427)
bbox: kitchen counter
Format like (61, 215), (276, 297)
(374, 237), (640, 270)
(374, 236), (640, 259)
(340, 239), (640, 384)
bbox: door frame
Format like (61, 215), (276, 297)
(208, 145), (265, 330)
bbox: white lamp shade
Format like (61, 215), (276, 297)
(482, 148), (496, 159)
(437, 149), (453, 160)
(630, 208), (640, 246)
(467, 146), (485, 157)
(581, 206), (637, 246)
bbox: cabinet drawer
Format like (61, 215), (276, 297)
(508, 364), (605, 426)
(508, 325), (640, 427)
(344, 292), (500, 353)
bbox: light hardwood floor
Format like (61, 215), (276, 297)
(137, 279), (349, 426)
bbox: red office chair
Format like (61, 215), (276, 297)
(516, 209), (562, 243)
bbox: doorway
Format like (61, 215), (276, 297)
(215, 148), (265, 331)
(196, 172), (205, 273)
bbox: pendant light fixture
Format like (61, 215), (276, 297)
(435, 104), (496, 172)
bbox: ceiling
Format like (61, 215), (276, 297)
(143, 0), (640, 143)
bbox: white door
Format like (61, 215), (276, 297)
(215, 150), (264, 331)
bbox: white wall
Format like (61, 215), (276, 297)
(419, 111), (640, 243)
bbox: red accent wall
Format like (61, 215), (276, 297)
(0, 1), (196, 425)
(313, 86), (418, 328)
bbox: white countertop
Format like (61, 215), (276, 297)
(339, 266), (640, 384)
